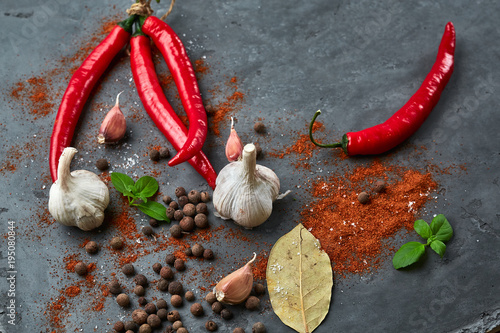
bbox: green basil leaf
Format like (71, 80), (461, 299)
(414, 219), (432, 239)
(134, 176), (159, 198)
(111, 172), (135, 195)
(430, 214), (453, 242)
(393, 241), (426, 269)
(429, 239), (446, 258)
(137, 201), (169, 221)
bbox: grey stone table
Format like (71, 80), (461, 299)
(0, 1), (499, 332)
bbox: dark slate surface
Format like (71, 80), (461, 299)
(0, 1), (499, 332)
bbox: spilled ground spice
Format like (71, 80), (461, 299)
(301, 160), (437, 277)
(206, 77), (245, 136)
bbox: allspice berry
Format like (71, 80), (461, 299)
(177, 328), (188, 333)
(200, 191), (210, 203)
(245, 296), (260, 310)
(194, 214), (209, 229)
(138, 297), (148, 306)
(169, 201), (179, 210)
(175, 187), (186, 198)
(110, 236), (124, 250)
(252, 322), (266, 333)
(157, 308), (168, 321)
(171, 294), (183, 307)
(168, 281), (183, 295)
(185, 291), (195, 302)
(116, 293), (130, 307)
(192, 243), (204, 257)
(205, 292), (217, 305)
(152, 262), (162, 274)
(179, 216), (195, 232)
(96, 158), (109, 171)
(149, 149), (160, 162)
(187, 190), (201, 204)
(174, 259), (186, 271)
(254, 283), (265, 296)
(134, 285), (145, 296)
(75, 262), (87, 276)
(184, 247), (193, 257)
(108, 279), (122, 295)
(165, 253), (176, 266)
(254, 142), (263, 159)
(174, 210), (184, 221)
(149, 218), (159, 228)
(163, 195), (172, 205)
(159, 147), (170, 159)
(85, 241), (99, 254)
(183, 203), (196, 217)
(132, 309), (148, 325)
(157, 279), (169, 292)
(190, 302), (204, 316)
(144, 302), (157, 314)
(138, 323), (152, 333)
(373, 179), (386, 193)
(196, 203), (208, 215)
(211, 301), (224, 314)
(142, 226), (154, 236)
(233, 328), (245, 333)
(167, 310), (180, 322)
(169, 224), (183, 238)
(113, 321), (125, 332)
(122, 263), (135, 276)
(134, 274), (148, 287)
(147, 314), (161, 328)
(253, 121), (265, 133)
(178, 195), (188, 207)
(160, 266), (174, 280)
(358, 191), (370, 204)
(173, 320), (183, 330)
(220, 308), (233, 320)
(157, 299), (168, 309)
(203, 249), (214, 260)
(166, 207), (175, 220)
(124, 321), (137, 331)
(205, 320), (218, 332)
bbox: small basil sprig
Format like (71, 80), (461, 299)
(393, 214), (453, 269)
(110, 172), (169, 222)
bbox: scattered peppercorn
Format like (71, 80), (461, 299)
(253, 283), (265, 296)
(163, 195), (172, 205)
(174, 259), (186, 271)
(185, 291), (195, 302)
(108, 279), (122, 295)
(169, 224), (183, 238)
(157, 299), (168, 309)
(157, 279), (169, 292)
(168, 281), (183, 295)
(124, 321), (137, 331)
(157, 308), (168, 321)
(142, 226), (154, 236)
(171, 294), (183, 307)
(138, 323), (152, 333)
(190, 302), (204, 316)
(173, 320), (183, 330)
(220, 308), (233, 320)
(160, 266), (174, 280)
(84, 241), (99, 254)
(169, 201), (179, 210)
(165, 254), (176, 266)
(147, 314), (161, 328)
(175, 187), (186, 198)
(373, 179), (386, 193)
(358, 191), (370, 204)
(233, 328), (245, 333)
(132, 309), (149, 325)
(253, 121), (265, 133)
(144, 302), (157, 314)
(159, 147), (170, 159)
(211, 301), (224, 314)
(245, 296), (260, 310)
(167, 310), (180, 322)
(203, 249), (214, 260)
(75, 262), (87, 276)
(178, 195), (189, 207)
(116, 293), (130, 307)
(184, 247), (193, 257)
(183, 203), (196, 217)
(205, 292), (217, 305)
(252, 322), (266, 333)
(180, 216), (195, 232)
(152, 263), (162, 274)
(174, 210), (184, 221)
(205, 320), (218, 332)
(149, 218), (159, 228)
(196, 202), (208, 215)
(134, 274), (148, 287)
(122, 263), (135, 276)
(177, 328), (188, 333)
(149, 149), (160, 162)
(165, 325), (174, 333)
(96, 158), (109, 171)
(187, 190), (201, 204)
(114, 321), (125, 332)
(166, 207), (175, 220)
(192, 244), (205, 257)
(200, 191), (210, 202)
(194, 214), (209, 229)
(138, 297), (148, 306)
(110, 236), (124, 250)
(254, 142), (263, 159)
(134, 285), (146, 296)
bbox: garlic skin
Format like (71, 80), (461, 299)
(214, 253), (256, 304)
(98, 91), (126, 144)
(213, 143), (281, 229)
(225, 117), (243, 162)
(48, 147), (110, 231)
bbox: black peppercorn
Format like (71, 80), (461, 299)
(110, 236), (124, 250)
(185, 291), (195, 302)
(205, 292), (217, 305)
(149, 218), (159, 228)
(174, 259), (185, 271)
(252, 322), (266, 333)
(149, 149), (160, 162)
(179, 216), (195, 232)
(157, 308), (168, 321)
(152, 263), (162, 274)
(171, 294), (183, 307)
(163, 195), (172, 205)
(75, 262), (87, 276)
(156, 299), (168, 309)
(159, 147), (170, 159)
(96, 158), (109, 171)
(211, 301), (224, 314)
(134, 274), (148, 287)
(175, 187), (186, 198)
(253, 121), (265, 133)
(144, 302), (157, 314)
(191, 243), (204, 257)
(205, 320), (218, 332)
(178, 195), (189, 207)
(245, 296), (260, 310)
(116, 293), (130, 307)
(187, 190), (201, 204)
(165, 253), (176, 266)
(132, 309), (148, 325)
(169, 201), (179, 210)
(203, 249), (214, 260)
(200, 191), (210, 202)
(108, 279), (122, 295)
(160, 266), (174, 280)
(167, 310), (180, 322)
(169, 224), (183, 238)
(194, 214), (209, 228)
(134, 285), (145, 296)
(85, 241), (99, 254)
(253, 283), (265, 296)
(220, 308), (233, 320)
(190, 302), (204, 316)
(358, 191), (370, 204)
(157, 278), (169, 291)
(168, 281), (183, 295)
(122, 263), (135, 276)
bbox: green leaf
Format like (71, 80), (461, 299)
(430, 240), (447, 258)
(137, 201), (169, 221)
(111, 172), (135, 195)
(430, 214), (453, 242)
(134, 176), (159, 198)
(393, 241), (426, 269)
(414, 219), (432, 239)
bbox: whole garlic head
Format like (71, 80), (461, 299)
(48, 147), (110, 231)
(213, 143), (280, 229)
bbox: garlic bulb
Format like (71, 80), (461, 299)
(48, 147), (110, 231)
(213, 143), (287, 229)
(214, 253), (256, 304)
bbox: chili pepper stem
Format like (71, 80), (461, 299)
(118, 15), (136, 33)
(309, 110), (342, 148)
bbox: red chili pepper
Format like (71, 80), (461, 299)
(309, 22), (455, 156)
(49, 16), (135, 182)
(141, 16), (208, 167)
(130, 33), (217, 189)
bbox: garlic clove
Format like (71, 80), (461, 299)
(225, 117), (243, 162)
(214, 253), (256, 304)
(98, 91), (126, 144)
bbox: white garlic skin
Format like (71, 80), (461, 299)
(48, 147), (110, 231)
(213, 143), (280, 229)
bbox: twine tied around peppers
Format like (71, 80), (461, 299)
(126, 0), (176, 20)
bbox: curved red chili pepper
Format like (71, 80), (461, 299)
(49, 16), (135, 182)
(130, 34), (217, 189)
(310, 22), (456, 155)
(142, 16), (208, 167)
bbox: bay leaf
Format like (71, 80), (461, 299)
(266, 223), (333, 333)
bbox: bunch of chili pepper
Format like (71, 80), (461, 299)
(49, 12), (216, 189)
(309, 22), (455, 156)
